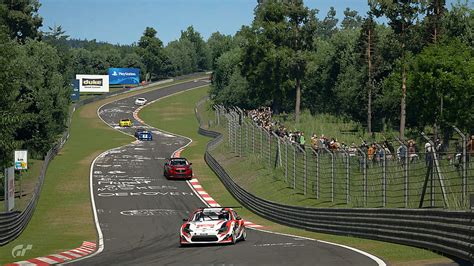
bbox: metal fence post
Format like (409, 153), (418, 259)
(293, 144), (296, 189)
(311, 147), (319, 199)
(396, 138), (409, 208)
(285, 139), (288, 182)
(453, 126), (467, 206)
(252, 123), (255, 154)
(376, 144), (387, 207)
(272, 132), (282, 168)
(341, 149), (350, 204)
(296, 145), (307, 195)
(357, 148), (367, 207)
(323, 147), (335, 202)
(267, 130), (272, 168)
(260, 127), (264, 157)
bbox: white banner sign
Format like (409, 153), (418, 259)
(5, 167), (15, 211)
(76, 74), (109, 93)
(14, 150), (27, 170)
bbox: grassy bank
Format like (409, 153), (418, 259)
(139, 87), (453, 265)
(0, 78), (204, 264)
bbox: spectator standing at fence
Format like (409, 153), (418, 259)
(408, 140), (418, 163)
(311, 134), (318, 151)
(454, 141), (462, 168)
(425, 142), (433, 166)
(397, 144), (407, 165)
(300, 132), (306, 150)
(467, 135), (474, 163)
(368, 144), (375, 164)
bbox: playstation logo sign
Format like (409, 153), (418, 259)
(112, 71), (118, 76)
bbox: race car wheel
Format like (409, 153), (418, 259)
(231, 231), (237, 244)
(240, 228), (247, 241)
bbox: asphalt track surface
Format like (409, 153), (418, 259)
(74, 80), (381, 266)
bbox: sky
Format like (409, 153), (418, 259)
(39, 0), (465, 45)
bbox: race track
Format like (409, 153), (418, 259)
(74, 80), (383, 265)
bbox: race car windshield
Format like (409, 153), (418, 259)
(192, 211), (229, 221)
(170, 160), (187, 166)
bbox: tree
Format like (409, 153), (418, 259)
(424, 0), (446, 43)
(0, 28), (24, 167)
(407, 39), (473, 133)
(180, 26), (211, 71)
(318, 7), (338, 38)
(360, 13), (376, 133)
(342, 8), (363, 30)
(165, 38), (198, 76)
(207, 31), (234, 69)
(0, 0), (42, 42)
(241, 0), (317, 121)
(443, 1), (473, 46)
(138, 27), (167, 80)
(370, 0), (424, 139)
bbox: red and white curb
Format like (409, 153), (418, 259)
(173, 149), (263, 229)
(7, 241), (96, 265)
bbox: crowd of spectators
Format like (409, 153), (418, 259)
(245, 107), (473, 166)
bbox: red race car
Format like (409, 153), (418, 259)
(163, 158), (193, 180)
(180, 207), (246, 246)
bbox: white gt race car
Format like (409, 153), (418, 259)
(180, 207), (246, 246)
(134, 97), (147, 106)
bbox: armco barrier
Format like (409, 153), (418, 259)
(0, 72), (208, 246)
(196, 103), (474, 263)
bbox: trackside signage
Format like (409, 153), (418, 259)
(108, 68), (140, 85)
(4, 167), (14, 211)
(76, 74), (109, 93)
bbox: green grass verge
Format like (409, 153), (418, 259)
(0, 78), (206, 264)
(139, 87), (453, 266)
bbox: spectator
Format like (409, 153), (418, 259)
(467, 135), (474, 163)
(397, 144), (407, 165)
(408, 140), (418, 163)
(300, 132), (306, 150)
(368, 144), (375, 163)
(348, 143), (357, 157)
(310, 134), (318, 151)
(425, 141), (433, 166)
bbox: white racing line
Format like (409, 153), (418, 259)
(134, 86), (386, 266)
(68, 80), (207, 264)
(76, 80), (386, 266)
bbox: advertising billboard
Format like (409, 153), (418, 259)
(108, 68), (140, 85)
(76, 74), (109, 93)
(4, 167), (14, 211)
(14, 150), (27, 170)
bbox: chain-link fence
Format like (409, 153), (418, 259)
(214, 105), (473, 209)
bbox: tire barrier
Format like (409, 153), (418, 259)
(196, 104), (474, 263)
(0, 73), (208, 246)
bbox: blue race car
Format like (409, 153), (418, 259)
(135, 129), (153, 141)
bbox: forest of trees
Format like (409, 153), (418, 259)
(0, 0), (214, 168)
(0, 0), (472, 168)
(210, 0), (473, 140)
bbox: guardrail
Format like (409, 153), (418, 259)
(0, 72), (208, 246)
(195, 101), (474, 263)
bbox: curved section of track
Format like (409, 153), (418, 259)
(74, 80), (382, 265)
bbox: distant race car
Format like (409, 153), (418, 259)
(119, 119), (133, 127)
(163, 158), (193, 179)
(135, 128), (153, 141)
(180, 207), (246, 246)
(135, 97), (147, 106)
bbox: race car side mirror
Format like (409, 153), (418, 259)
(189, 163), (192, 165)
(182, 218), (188, 222)
(236, 217), (241, 220)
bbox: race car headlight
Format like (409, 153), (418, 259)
(183, 224), (192, 234)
